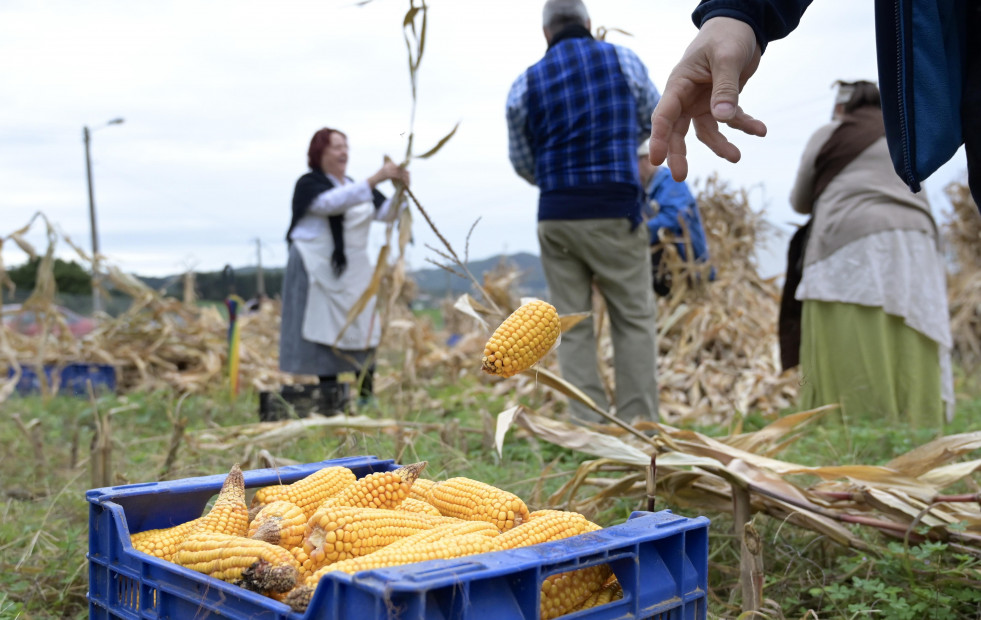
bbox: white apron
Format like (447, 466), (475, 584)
(293, 202), (381, 350)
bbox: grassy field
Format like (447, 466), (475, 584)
(2, 373), (980, 619)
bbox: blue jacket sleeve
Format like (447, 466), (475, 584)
(692, 0), (814, 53)
(648, 168), (696, 241)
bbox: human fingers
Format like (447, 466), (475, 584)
(383, 161), (403, 179)
(724, 107), (767, 138)
(691, 103), (768, 164)
(692, 112), (741, 163)
(649, 43), (717, 168)
(664, 114), (691, 181)
(652, 17), (761, 175)
(649, 89), (683, 166)
(651, 19), (737, 169)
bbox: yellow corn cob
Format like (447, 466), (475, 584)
(300, 505), (445, 575)
(381, 519), (501, 547)
(496, 509), (596, 549)
(540, 564), (614, 620)
(307, 531), (501, 583)
(174, 531), (300, 593)
(481, 299), (560, 378)
(131, 464), (249, 561)
(322, 461), (427, 511)
(285, 521), (500, 613)
(408, 478), (437, 502)
(304, 520), (500, 587)
(285, 544), (314, 582)
(528, 509), (603, 532)
(528, 509), (600, 524)
(248, 500), (307, 549)
(398, 497), (442, 516)
(573, 578), (622, 612)
(249, 465), (357, 520)
(424, 477), (530, 531)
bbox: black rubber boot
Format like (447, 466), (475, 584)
(318, 376), (349, 416)
(259, 384), (319, 421)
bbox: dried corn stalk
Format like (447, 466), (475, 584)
(500, 405), (981, 556)
(942, 179), (981, 370)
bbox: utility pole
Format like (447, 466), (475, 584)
(83, 126), (101, 314)
(84, 117), (124, 314)
(255, 238), (266, 300)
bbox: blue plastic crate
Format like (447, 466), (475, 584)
(87, 456), (710, 620)
(8, 362), (116, 396)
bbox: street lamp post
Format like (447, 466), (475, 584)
(84, 117), (124, 314)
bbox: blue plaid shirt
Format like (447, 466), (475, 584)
(507, 33), (660, 213)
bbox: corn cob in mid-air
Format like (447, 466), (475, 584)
(481, 299), (560, 378)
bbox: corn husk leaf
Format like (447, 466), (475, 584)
(558, 312), (590, 333)
(416, 122), (459, 160)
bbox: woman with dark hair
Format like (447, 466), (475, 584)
(279, 127), (409, 412)
(788, 81), (952, 428)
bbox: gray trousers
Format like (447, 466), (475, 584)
(538, 218), (659, 423)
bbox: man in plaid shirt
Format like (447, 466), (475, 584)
(506, 0), (661, 424)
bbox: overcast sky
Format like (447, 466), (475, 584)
(1, 0), (969, 281)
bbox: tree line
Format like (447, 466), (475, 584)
(5, 258), (284, 308)
(149, 268), (284, 302)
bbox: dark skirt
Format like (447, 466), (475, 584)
(279, 243), (374, 377)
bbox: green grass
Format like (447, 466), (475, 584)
(2, 375), (981, 619)
(412, 307), (444, 330)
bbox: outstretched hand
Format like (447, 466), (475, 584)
(648, 17), (768, 181)
(370, 159), (411, 188)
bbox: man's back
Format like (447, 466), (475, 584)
(504, 0), (661, 424)
(525, 33), (640, 192)
(507, 26), (659, 225)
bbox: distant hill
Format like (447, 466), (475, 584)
(135, 253), (547, 306)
